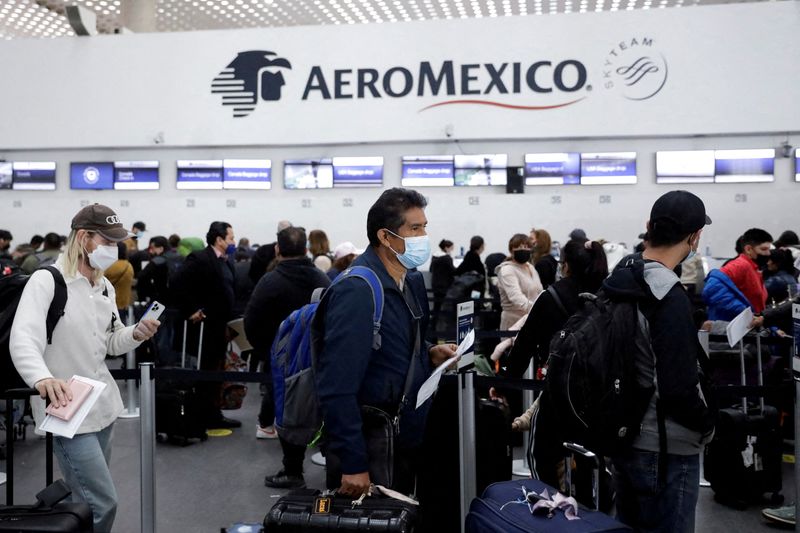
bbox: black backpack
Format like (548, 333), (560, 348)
(545, 290), (657, 457)
(0, 267), (68, 394)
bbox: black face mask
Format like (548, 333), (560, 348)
(513, 250), (532, 263)
(755, 254), (770, 269)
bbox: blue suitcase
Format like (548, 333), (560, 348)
(465, 479), (629, 533)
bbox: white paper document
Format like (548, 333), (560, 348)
(416, 329), (474, 409)
(38, 375), (107, 439)
(726, 307), (754, 348)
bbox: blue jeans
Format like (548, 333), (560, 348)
(612, 449), (700, 533)
(53, 424), (117, 533)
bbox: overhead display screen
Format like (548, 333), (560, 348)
(12, 162), (56, 190)
(713, 149), (774, 183)
(284, 159), (333, 189)
(401, 156), (455, 187)
(332, 157), (384, 188)
(70, 162), (114, 190)
(176, 160), (223, 189)
(114, 161), (160, 190)
(524, 153), (580, 185)
(223, 159), (272, 190)
(454, 154), (508, 186)
(0, 162), (11, 190)
(655, 150), (715, 184)
(579, 152), (637, 185)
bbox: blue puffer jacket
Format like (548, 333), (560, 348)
(702, 269), (752, 321)
(314, 246), (432, 475)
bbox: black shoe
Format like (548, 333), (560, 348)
(264, 470), (306, 489)
(207, 416), (242, 429)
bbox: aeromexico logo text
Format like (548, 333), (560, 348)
(301, 60), (587, 105)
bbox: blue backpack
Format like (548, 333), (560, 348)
(270, 265), (384, 447)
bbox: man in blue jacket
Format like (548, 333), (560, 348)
(703, 268), (753, 321)
(315, 188), (457, 498)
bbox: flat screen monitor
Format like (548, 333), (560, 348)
(114, 161), (160, 190)
(283, 159), (334, 189)
(796, 150), (799, 182)
(714, 149), (774, 183)
(580, 152), (637, 185)
(223, 159), (272, 190)
(453, 154), (508, 186)
(12, 162), (56, 190)
(524, 153), (580, 185)
(0, 162), (11, 190)
(401, 156), (455, 187)
(655, 150), (715, 184)
(332, 157), (384, 188)
(176, 160), (223, 190)
(70, 162), (114, 190)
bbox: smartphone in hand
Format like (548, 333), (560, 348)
(140, 301), (166, 322)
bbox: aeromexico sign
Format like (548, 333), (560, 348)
(211, 37), (667, 118)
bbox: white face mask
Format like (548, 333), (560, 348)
(87, 242), (118, 270)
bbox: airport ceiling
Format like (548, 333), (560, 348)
(0, 0), (774, 40)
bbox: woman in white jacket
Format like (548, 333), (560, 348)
(495, 233), (543, 330)
(10, 204), (159, 533)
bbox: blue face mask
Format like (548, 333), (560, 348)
(385, 229), (431, 270)
(225, 243), (236, 256)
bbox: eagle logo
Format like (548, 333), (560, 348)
(211, 50), (292, 118)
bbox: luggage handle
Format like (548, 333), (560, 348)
(4, 388), (54, 506)
(563, 441), (600, 512)
(737, 334), (766, 416)
(181, 319), (205, 370)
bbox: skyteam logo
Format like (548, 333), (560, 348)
(211, 50), (292, 118)
(83, 166), (100, 185)
(603, 37), (668, 101)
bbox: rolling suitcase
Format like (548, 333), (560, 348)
(155, 321), (208, 445)
(0, 389), (93, 532)
(264, 488), (418, 533)
(704, 333), (783, 508)
(465, 443), (630, 533)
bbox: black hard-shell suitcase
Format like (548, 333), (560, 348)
(264, 488), (418, 532)
(704, 333), (783, 508)
(155, 321), (208, 445)
(1, 390), (93, 532)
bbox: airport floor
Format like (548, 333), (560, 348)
(1, 382), (796, 533)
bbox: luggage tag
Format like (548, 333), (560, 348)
(741, 436), (755, 469)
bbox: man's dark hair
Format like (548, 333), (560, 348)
(741, 228), (773, 248)
(469, 235), (484, 252)
(439, 239), (453, 252)
(769, 248), (795, 274)
(366, 188), (428, 247)
(647, 218), (692, 248)
(0, 229), (12, 241)
(30, 234), (44, 248)
(149, 236), (168, 251)
(206, 221), (231, 247)
(734, 235), (744, 255)
(775, 230), (800, 248)
(277, 226), (307, 258)
(43, 232), (61, 250)
(168, 234), (181, 248)
(133, 221), (146, 231)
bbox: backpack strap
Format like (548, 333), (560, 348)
(333, 265), (384, 350)
(546, 285), (568, 317)
(41, 266), (67, 345)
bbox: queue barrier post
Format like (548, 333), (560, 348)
(458, 370), (477, 533)
(139, 363), (156, 533)
(120, 304), (141, 419)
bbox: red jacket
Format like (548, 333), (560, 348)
(721, 254), (767, 313)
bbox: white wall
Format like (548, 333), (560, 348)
(2, 132), (798, 263)
(1, 2), (798, 263)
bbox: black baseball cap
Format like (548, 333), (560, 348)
(650, 190), (711, 234)
(71, 204), (133, 242)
